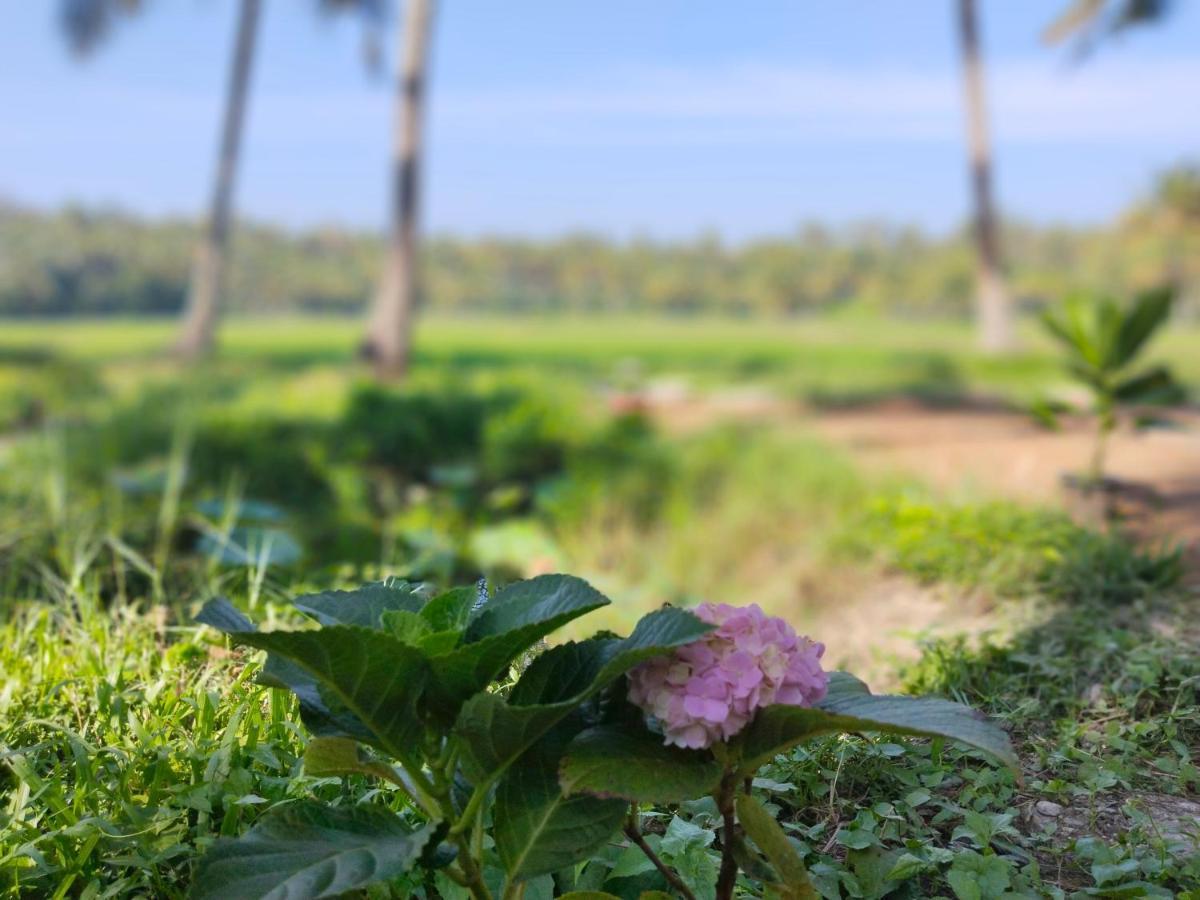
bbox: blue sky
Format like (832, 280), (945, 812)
(2, 1), (1198, 239)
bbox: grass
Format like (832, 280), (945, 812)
(1, 313), (1197, 897)
(840, 494), (1185, 604)
(2, 487), (1193, 897)
(4, 311), (1197, 407)
(0, 596), (307, 897)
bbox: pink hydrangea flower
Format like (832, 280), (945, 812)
(627, 603), (829, 749)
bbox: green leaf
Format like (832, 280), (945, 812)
(196, 596), (255, 633)
(610, 839), (661, 878)
(590, 606), (715, 682)
(556, 894), (622, 900)
(381, 609), (435, 644)
(262, 654), (376, 743)
(418, 630), (462, 655)
(946, 850), (1012, 900)
(303, 736), (407, 788)
(823, 670), (870, 702)
(293, 581), (426, 629)
(736, 680), (1017, 775)
(454, 606), (711, 785)
(426, 626), (573, 710)
(1042, 296), (1093, 359)
(452, 694), (575, 786)
(191, 801), (435, 900)
(198, 527), (301, 567)
(735, 794), (817, 899)
(509, 638), (618, 705)
(848, 847), (905, 898)
(197, 598), (374, 743)
(465, 574), (609, 640)
(1095, 296), (1126, 371)
(1113, 366), (1184, 405)
(665, 838), (719, 900)
(494, 735), (626, 879)
(1028, 397), (1068, 431)
(559, 723), (722, 803)
(423, 576), (614, 712)
(1066, 358), (1107, 393)
(661, 815), (714, 856)
(1114, 286), (1173, 368)
(886, 851), (928, 881)
(230, 625), (430, 757)
(420, 586), (476, 632)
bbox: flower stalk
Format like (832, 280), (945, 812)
(623, 806), (698, 900)
(714, 768), (741, 900)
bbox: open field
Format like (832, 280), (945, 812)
(1, 313), (1198, 897)
(7, 312), (1200, 406)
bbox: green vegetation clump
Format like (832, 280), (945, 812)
(847, 494), (1183, 603)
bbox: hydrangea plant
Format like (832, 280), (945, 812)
(627, 602), (829, 749)
(193, 574), (1015, 899)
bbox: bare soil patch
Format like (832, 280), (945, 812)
(813, 402), (1200, 579)
(632, 384), (1200, 578)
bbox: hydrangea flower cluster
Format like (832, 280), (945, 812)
(627, 602), (829, 749)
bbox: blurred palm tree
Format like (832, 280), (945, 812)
(358, 0), (436, 380)
(955, 0), (1013, 352)
(60, 0), (143, 54)
(175, 0), (263, 360)
(1043, 0), (1173, 52)
(60, 0), (263, 361)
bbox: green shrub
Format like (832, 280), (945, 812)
(186, 419), (335, 514)
(341, 383), (491, 480)
(0, 353), (103, 430)
(537, 412), (674, 528)
(480, 393), (574, 485)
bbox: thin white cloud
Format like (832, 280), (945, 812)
(9, 55), (1194, 153)
(430, 56), (1200, 147)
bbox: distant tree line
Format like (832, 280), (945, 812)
(45, 0), (1178, 368)
(1, 166), (1196, 320)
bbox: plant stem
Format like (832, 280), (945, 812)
(471, 805), (485, 862)
(408, 738), (491, 900)
(450, 778), (491, 837)
(714, 770), (740, 900)
(1091, 410), (1116, 526)
(623, 807), (697, 900)
(462, 846), (493, 899)
(390, 751), (442, 821)
(447, 819), (492, 900)
(1091, 418), (1111, 488)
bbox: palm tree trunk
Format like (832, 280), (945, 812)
(362, 0), (434, 380)
(956, 0), (1014, 352)
(176, 0), (262, 360)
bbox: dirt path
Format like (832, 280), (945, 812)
(638, 384), (1200, 573)
(813, 401), (1200, 576)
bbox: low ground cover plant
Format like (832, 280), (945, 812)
(848, 494), (1183, 603)
(193, 574), (1014, 899)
